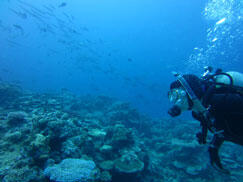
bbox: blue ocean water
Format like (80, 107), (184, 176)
(0, 0), (242, 117)
(0, 1), (243, 181)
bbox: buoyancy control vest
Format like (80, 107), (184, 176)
(202, 71), (243, 139)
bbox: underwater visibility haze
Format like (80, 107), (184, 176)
(0, 0), (242, 181)
(0, 0), (211, 117)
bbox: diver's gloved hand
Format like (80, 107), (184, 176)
(208, 146), (230, 174)
(196, 132), (206, 144)
(168, 105), (181, 117)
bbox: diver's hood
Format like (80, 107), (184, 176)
(170, 74), (205, 100)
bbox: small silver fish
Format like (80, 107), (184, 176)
(9, 8), (27, 19)
(58, 2), (67, 8)
(13, 24), (24, 33)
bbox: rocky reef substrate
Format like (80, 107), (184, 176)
(0, 82), (242, 182)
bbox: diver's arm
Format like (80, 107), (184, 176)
(199, 118), (208, 144)
(192, 111), (208, 144)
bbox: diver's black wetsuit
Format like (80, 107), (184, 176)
(193, 88), (243, 171)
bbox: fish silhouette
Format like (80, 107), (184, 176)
(58, 2), (67, 8)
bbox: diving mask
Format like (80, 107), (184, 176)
(168, 88), (189, 112)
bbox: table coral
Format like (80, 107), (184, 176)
(44, 158), (99, 182)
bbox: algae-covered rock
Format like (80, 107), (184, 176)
(88, 128), (106, 138)
(31, 134), (49, 148)
(114, 152), (144, 173)
(61, 139), (80, 158)
(36, 118), (49, 130)
(47, 99), (58, 105)
(106, 101), (141, 128)
(2, 166), (43, 182)
(7, 111), (28, 126)
(111, 124), (133, 148)
(46, 118), (80, 147)
(170, 144), (208, 176)
(44, 158), (99, 182)
(100, 171), (112, 182)
(100, 145), (113, 153)
(0, 83), (22, 106)
(28, 133), (50, 166)
(61, 113), (69, 120)
(5, 131), (22, 143)
(99, 160), (114, 170)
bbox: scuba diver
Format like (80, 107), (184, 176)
(168, 66), (243, 174)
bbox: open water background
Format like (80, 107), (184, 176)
(0, 0), (242, 118)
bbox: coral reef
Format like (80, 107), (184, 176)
(44, 158), (99, 182)
(114, 151), (144, 173)
(0, 82), (22, 107)
(0, 82), (242, 182)
(7, 111), (28, 126)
